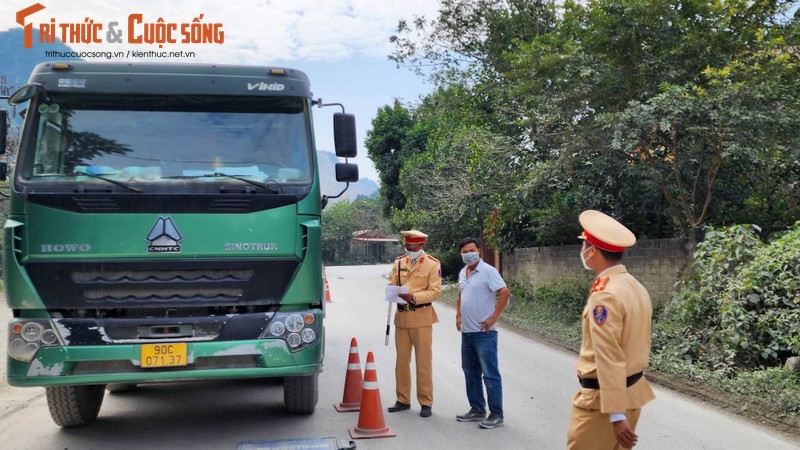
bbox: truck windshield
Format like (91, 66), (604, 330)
(19, 94), (312, 188)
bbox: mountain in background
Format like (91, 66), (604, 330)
(1, 28), (79, 127)
(317, 150), (378, 204)
(0, 28), (79, 87)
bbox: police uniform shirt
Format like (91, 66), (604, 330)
(389, 251), (441, 329)
(573, 264), (656, 414)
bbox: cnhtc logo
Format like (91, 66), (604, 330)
(146, 216), (183, 253)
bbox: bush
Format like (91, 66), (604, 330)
(508, 278), (588, 324)
(501, 278), (590, 349)
(723, 226), (800, 365)
(656, 222), (800, 371)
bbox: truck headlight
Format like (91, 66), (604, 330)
(287, 333), (301, 348)
(269, 321), (286, 336)
(301, 328), (315, 343)
(261, 311), (319, 352)
(21, 322), (44, 341)
(285, 314), (304, 333)
(9, 319), (62, 363)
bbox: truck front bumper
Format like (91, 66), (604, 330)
(7, 338), (323, 387)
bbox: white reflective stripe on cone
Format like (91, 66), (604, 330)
(347, 363), (361, 370)
(365, 362), (376, 370)
(362, 381), (379, 390)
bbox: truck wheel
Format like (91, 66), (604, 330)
(283, 374), (318, 414)
(45, 385), (106, 427)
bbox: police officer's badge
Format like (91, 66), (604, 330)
(593, 305), (607, 326)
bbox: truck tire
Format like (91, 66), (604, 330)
(45, 385), (106, 427)
(283, 374), (318, 414)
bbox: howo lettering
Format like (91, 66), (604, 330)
(0, 62), (359, 427)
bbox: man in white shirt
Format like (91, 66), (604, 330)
(455, 237), (511, 429)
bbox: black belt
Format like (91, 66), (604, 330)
(578, 371), (643, 390)
(397, 303), (431, 312)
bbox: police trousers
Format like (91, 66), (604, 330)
(394, 325), (433, 406)
(567, 405), (642, 450)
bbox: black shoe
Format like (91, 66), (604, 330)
(479, 412), (504, 429)
(387, 401), (410, 412)
(457, 407), (486, 422)
(420, 405), (432, 418)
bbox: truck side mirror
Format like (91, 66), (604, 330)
(0, 109), (7, 155)
(335, 163), (359, 183)
(333, 113), (357, 158)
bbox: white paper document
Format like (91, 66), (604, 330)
(385, 285), (409, 304)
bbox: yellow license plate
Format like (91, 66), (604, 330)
(140, 343), (188, 368)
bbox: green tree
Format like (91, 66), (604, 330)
(391, 0), (800, 248)
(380, 85), (532, 251)
(522, 0), (800, 239)
(321, 197), (392, 264)
(365, 101), (428, 217)
(390, 0), (558, 85)
(608, 50), (800, 238)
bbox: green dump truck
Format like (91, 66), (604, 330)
(0, 61), (359, 427)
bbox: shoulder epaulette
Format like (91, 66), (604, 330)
(395, 254), (407, 260)
(590, 277), (609, 293)
(426, 255), (440, 262)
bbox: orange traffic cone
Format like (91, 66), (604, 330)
(334, 338), (363, 412)
(348, 352), (396, 439)
(324, 269), (332, 302)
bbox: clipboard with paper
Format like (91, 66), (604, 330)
(385, 285), (409, 304)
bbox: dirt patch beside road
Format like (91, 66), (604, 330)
(645, 370), (800, 440)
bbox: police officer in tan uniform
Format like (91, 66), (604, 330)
(567, 210), (656, 449)
(387, 230), (441, 418)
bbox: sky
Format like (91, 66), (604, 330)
(0, 0), (443, 182)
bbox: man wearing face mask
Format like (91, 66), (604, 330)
(455, 237), (510, 429)
(567, 210), (656, 450)
(387, 230), (441, 418)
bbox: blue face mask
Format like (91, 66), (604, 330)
(461, 251), (480, 265)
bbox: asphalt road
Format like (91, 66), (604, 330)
(0, 264), (798, 449)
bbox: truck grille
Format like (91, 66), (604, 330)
(73, 269), (251, 302)
(26, 259), (300, 309)
(72, 269), (254, 283)
(83, 287), (244, 302)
